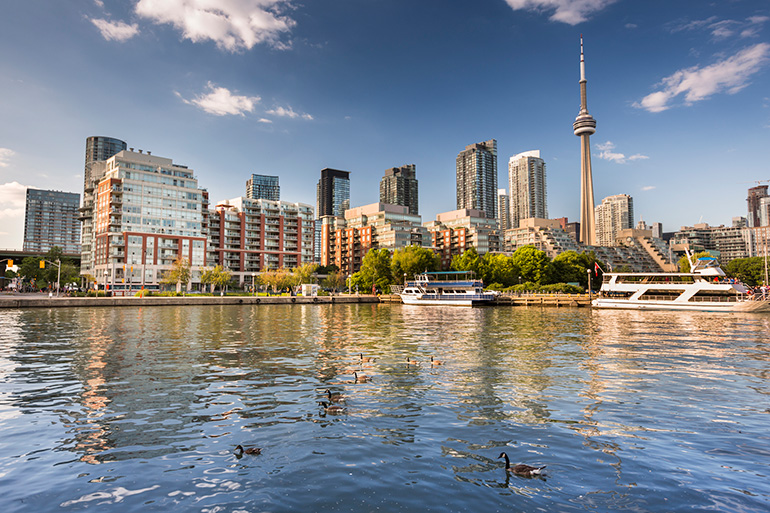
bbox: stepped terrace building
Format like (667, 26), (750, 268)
(79, 149), (208, 293)
(320, 203), (427, 275)
(207, 197), (314, 287)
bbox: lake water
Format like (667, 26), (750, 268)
(0, 304), (769, 512)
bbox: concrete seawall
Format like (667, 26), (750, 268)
(0, 295), (380, 309)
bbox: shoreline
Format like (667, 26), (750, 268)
(0, 294), (381, 309)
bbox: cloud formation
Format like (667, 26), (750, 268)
(178, 83), (261, 116)
(266, 106), (313, 120)
(90, 18), (140, 42)
(503, 0), (617, 25)
(0, 182), (29, 223)
(635, 43), (770, 113)
(135, 0), (296, 51)
(671, 15), (768, 40)
(596, 141), (649, 163)
(0, 148), (15, 168)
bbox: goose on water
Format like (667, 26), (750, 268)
(498, 452), (545, 477)
(319, 401), (346, 414)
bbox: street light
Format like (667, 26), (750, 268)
(587, 268), (592, 302)
(104, 270), (109, 296)
(252, 272), (256, 297)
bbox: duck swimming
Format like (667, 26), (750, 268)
(234, 445), (261, 456)
(319, 401), (346, 414)
(498, 452), (545, 477)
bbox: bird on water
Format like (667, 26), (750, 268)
(430, 356), (443, 366)
(498, 452), (546, 477)
(319, 401), (346, 414)
(359, 353), (374, 363)
(325, 389), (344, 402)
(234, 445), (261, 456)
(354, 371), (370, 383)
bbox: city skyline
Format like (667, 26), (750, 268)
(1, 1), (770, 249)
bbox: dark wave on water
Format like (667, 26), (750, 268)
(0, 305), (768, 512)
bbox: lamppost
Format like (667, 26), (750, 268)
(347, 275), (351, 295)
(104, 269), (109, 296)
(587, 268), (592, 302)
(252, 272), (256, 297)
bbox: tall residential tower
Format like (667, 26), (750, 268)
(573, 37), (597, 246)
(456, 139), (498, 221)
(246, 174), (280, 201)
(508, 150), (548, 228)
(380, 164), (418, 215)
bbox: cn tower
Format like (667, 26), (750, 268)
(573, 36), (597, 246)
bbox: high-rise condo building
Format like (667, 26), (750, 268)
(23, 189), (81, 254)
(595, 194), (634, 246)
(80, 149), (208, 293)
(380, 164), (418, 215)
(424, 209), (500, 269)
(315, 168), (351, 262)
(508, 150), (548, 228)
(573, 37), (598, 245)
(456, 139), (497, 221)
(81, 136), (128, 270)
(497, 189), (511, 230)
(246, 174), (280, 201)
(747, 185), (769, 227)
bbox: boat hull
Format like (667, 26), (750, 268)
(400, 295), (495, 307)
(592, 298), (770, 313)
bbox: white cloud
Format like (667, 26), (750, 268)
(0, 182), (29, 220)
(266, 106), (313, 120)
(671, 15), (768, 40)
(596, 141), (649, 164)
(634, 43), (770, 113)
(0, 148), (15, 168)
(90, 18), (140, 42)
(258, 118), (273, 124)
(503, 0), (617, 25)
(135, 0), (296, 52)
(641, 186), (656, 191)
(178, 83), (260, 116)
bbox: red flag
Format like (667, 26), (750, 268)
(594, 262), (600, 276)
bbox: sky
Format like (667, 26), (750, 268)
(1, 0), (769, 250)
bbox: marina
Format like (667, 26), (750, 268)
(1, 304), (768, 512)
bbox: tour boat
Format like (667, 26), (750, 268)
(399, 271), (497, 306)
(592, 254), (770, 312)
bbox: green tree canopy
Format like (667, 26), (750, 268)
(450, 247), (484, 277)
(161, 257), (191, 293)
(351, 248), (393, 293)
(293, 263), (319, 285)
(322, 269), (347, 292)
(201, 265), (232, 294)
(391, 245), (440, 284)
(551, 250), (591, 286)
(510, 246), (553, 284)
(482, 253), (520, 287)
(724, 256), (769, 286)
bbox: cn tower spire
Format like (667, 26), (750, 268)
(573, 35), (597, 246)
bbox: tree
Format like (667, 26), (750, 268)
(201, 265), (232, 294)
(322, 269), (347, 292)
(260, 268), (293, 294)
(482, 253), (520, 287)
(510, 246), (552, 285)
(161, 257), (191, 294)
(293, 263), (319, 285)
(351, 248), (393, 293)
(724, 256), (768, 286)
(551, 250), (590, 286)
(450, 247), (484, 277)
(391, 245), (440, 283)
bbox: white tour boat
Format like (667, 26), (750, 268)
(399, 271), (497, 306)
(592, 253), (770, 312)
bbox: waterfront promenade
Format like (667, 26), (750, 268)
(0, 292), (591, 308)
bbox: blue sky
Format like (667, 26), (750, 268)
(1, 0), (769, 250)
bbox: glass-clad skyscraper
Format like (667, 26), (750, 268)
(23, 189), (81, 254)
(246, 174), (280, 201)
(456, 139), (497, 221)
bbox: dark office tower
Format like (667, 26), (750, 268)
(380, 164), (418, 215)
(84, 136), (127, 189)
(747, 185), (768, 227)
(23, 189), (81, 254)
(456, 139), (498, 220)
(316, 168), (351, 218)
(246, 174), (280, 201)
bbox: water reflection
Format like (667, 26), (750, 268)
(0, 305), (768, 512)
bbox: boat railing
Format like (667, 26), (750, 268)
(418, 293), (495, 300)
